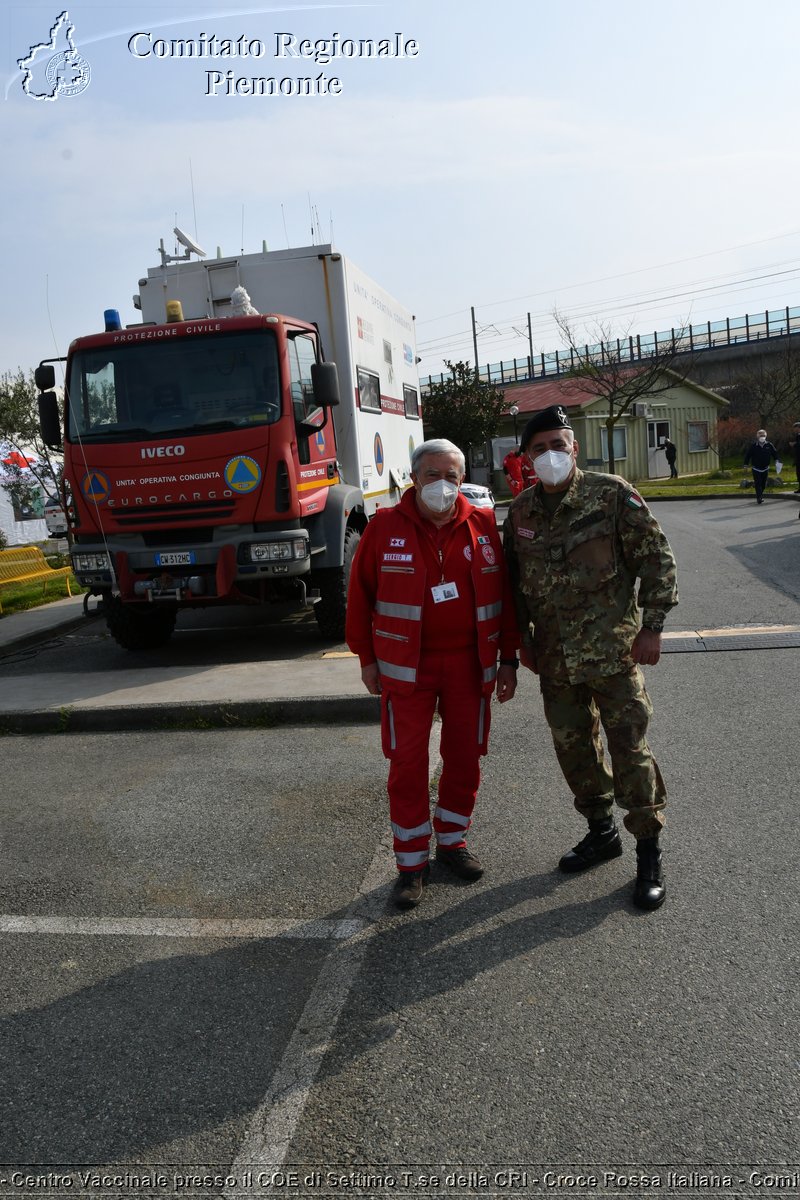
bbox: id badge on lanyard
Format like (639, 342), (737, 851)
(430, 541), (459, 603)
(431, 581), (459, 604)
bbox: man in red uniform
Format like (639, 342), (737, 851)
(503, 448), (525, 497)
(346, 438), (520, 909)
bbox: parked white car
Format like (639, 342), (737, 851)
(44, 495), (68, 536)
(459, 482), (495, 509)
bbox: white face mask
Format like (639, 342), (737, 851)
(419, 478), (459, 513)
(757, 437), (766, 445)
(532, 449), (574, 488)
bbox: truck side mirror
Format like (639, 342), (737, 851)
(35, 364), (56, 391)
(311, 361), (340, 408)
(38, 392), (62, 450)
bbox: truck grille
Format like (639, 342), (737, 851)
(112, 501), (236, 528)
(140, 528), (216, 546)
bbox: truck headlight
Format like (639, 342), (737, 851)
(248, 539), (308, 563)
(73, 552), (111, 572)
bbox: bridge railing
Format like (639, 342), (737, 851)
(420, 305), (800, 389)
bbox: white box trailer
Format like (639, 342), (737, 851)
(135, 243), (423, 517)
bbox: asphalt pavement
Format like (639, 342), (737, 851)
(0, 593), (375, 732)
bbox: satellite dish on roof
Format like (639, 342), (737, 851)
(173, 226), (206, 257)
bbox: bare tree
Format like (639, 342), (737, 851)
(726, 342), (800, 428)
(707, 413), (758, 472)
(553, 313), (694, 475)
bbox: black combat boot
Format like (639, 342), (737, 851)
(558, 817), (623, 873)
(633, 837), (666, 910)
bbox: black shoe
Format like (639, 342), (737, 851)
(436, 845), (483, 881)
(632, 837), (666, 910)
(394, 864), (430, 909)
(558, 818), (623, 873)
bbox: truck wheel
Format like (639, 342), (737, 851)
(105, 597), (177, 651)
(314, 526), (361, 640)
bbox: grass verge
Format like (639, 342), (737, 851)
(637, 469), (799, 499)
(0, 567), (84, 618)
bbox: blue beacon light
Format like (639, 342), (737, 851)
(104, 308), (122, 332)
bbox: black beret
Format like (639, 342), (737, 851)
(520, 405), (573, 450)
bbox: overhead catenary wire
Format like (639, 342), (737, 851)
(417, 260), (800, 367)
(417, 258), (800, 351)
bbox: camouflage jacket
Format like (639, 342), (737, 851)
(503, 469), (678, 684)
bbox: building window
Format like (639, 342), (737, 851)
(601, 425), (628, 461)
(357, 367), (381, 413)
(687, 420), (709, 452)
(403, 384), (420, 420)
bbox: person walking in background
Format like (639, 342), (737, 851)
(347, 438), (519, 909)
(662, 437), (678, 478)
(743, 428), (778, 504)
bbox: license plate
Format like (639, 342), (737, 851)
(154, 551), (195, 567)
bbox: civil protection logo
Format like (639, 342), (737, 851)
(18, 10), (91, 101)
(224, 455), (262, 494)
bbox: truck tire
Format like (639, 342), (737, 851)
(104, 597), (177, 651)
(314, 526), (361, 640)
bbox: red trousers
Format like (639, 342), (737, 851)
(380, 650), (492, 871)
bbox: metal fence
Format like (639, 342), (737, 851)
(420, 305), (800, 389)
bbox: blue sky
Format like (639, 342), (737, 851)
(4, 0), (800, 382)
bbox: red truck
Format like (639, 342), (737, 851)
(36, 237), (423, 649)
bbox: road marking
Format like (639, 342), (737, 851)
(0, 915), (364, 940)
(227, 837), (396, 1184)
(664, 624), (800, 638)
(0, 727), (439, 1178)
(227, 727), (444, 1183)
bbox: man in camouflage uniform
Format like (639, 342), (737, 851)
(503, 405), (678, 910)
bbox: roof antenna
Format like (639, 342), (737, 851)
(189, 157), (199, 243)
(241, 205), (245, 255)
(308, 192), (315, 245)
(281, 203), (290, 248)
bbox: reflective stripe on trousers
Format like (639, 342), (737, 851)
(392, 819), (433, 841)
(396, 849), (430, 869)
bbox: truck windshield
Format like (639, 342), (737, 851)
(66, 330), (281, 442)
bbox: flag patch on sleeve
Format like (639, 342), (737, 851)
(625, 490), (645, 509)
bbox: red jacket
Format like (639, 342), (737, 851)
(503, 451), (524, 496)
(346, 488), (519, 695)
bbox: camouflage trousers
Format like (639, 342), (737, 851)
(539, 667), (666, 838)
